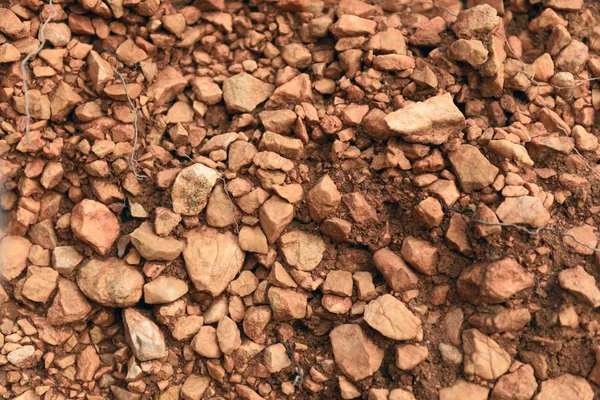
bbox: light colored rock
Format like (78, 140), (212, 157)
(130, 221), (184, 261)
(268, 287), (307, 321)
(71, 199), (120, 255)
(0, 235), (32, 281)
(123, 308), (166, 361)
(279, 231), (326, 271)
(181, 375), (210, 400)
(192, 326), (222, 358)
(364, 294), (423, 340)
(264, 343), (291, 373)
(330, 324), (384, 382)
(395, 344), (428, 370)
(77, 258), (144, 307)
(222, 73), (275, 112)
(373, 248), (419, 292)
(400, 236), (438, 276)
(306, 175), (341, 222)
(463, 329), (511, 380)
(558, 266), (600, 307)
(171, 164), (220, 216)
(534, 374), (593, 400)
(216, 316), (241, 355)
(22, 266), (58, 303)
(144, 276), (188, 304)
(449, 144), (499, 193)
(147, 66), (188, 107)
(239, 226), (269, 254)
(440, 380), (489, 400)
(496, 196), (550, 227)
(48, 279), (92, 325)
(259, 196), (294, 243)
(562, 224), (597, 255)
(491, 364), (538, 400)
(7, 345), (36, 368)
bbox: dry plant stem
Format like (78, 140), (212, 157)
(21, 0), (57, 146)
(282, 342), (305, 386)
(449, 207), (600, 253)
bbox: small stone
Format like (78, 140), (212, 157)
(491, 364), (537, 400)
(48, 279), (92, 325)
(130, 221), (185, 261)
(7, 345), (36, 368)
(400, 236), (438, 276)
(267, 73), (313, 107)
(562, 224), (597, 255)
(330, 324), (384, 382)
(22, 266), (58, 303)
(264, 343), (291, 373)
(395, 344), (428, 370)
(259, 196), (294, 243)
(449, 39), (489, 67)
(77, 258), (144, 307)
(147, 66), (188, 107)
(364, 294), (423, 341)
(77, 346), (100, 382)
(259, 109), (297, 134)
(181, 375), (210, 400)
(268, 287), (307, 321)
(343, 192), (378, 224)
(222, 73), (275, 113)
(330, 15), (377, 37)
(123, 308), (167, 361)
(440, 380), (489, 400)
(306, 174), (341, 222)
(71, 199), (120, 255)
(192, 326), (222, 358)
(191, 77), (222, 105)
(339, 375), (361, 399)
(373, 248), (419, 292)
(463, 329), (511, 380)
(555, 40), (589, 74)
(534, 374), (593, 400)
(281, 43), (312, 68)
(558, 266), (600, 308)
(171, 164), (220, 216)
(239, 226), (269, 254)
(453, 4), (500, 39)
(449, 144), (499, 193)
(154, 208), (181, 237)
(0, 43), (20, 63)
(216, 316), (241, 355)
(496, 196), (550, 227)
(279, 231), (326, 271)
(0, 235), (32, 281)
(414, 197), (444, 228)
(323, 270), (353, 297)
(144, 276), (188, 304)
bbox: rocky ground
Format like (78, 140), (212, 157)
(1, 0), (600, 399)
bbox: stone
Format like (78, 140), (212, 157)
(558, 266), (600, 308)
(215, 316), (241, 355)
(222, 73), (275, 112)
(462, 329), (511, 380)
(449, 39), (489, 67)
(373, 248), (419, 292)
(154, 208), (181, 237)
(253, 151), (294, 172)
(71, 199), (120, 255)
(364, 294), (423, 341)
(330, 324), (384, 382)
(183, 227), (245, 296)
(171, 164), (220, 216)
(0, 43), (20, 63)
(22, 266), (58, 303)
(259, 196), (294, 243)
(323, 270), (353, 297)
(0, 235), (32, 281)
(0, 9), (25, 38)
(385, 94), (465, 145)
(228, 271), (259, 296)
(191, 76), (222, 105)
(562, 224), (597, 255)
(7, 345), (36, 368)
(123, 308), (166, 361)
(306, 174), (341, 222)
(77, 346), (100, 382)
(45, 23), (72, 47)
(87, 50), (112, 92)
(264, 343), (291, 373)
(453, 4), (500, 39)
(147, 66), (188, 107)
(48, 279), (92, 325)
(491, 364), (537, 400)
(239, 226), (269, 254)
(457, 258), (535, 304)
(281, 43), (312, 68)
(192, 326), (222, 358)
(400, 236), (438, 276)
(339, 375), (361, 399)
(414, 197), (444, 228)
(279, 231), (326, 271)
(51, 81), (83, 122)
(440, 380), (489, 400)
(555, 40), (589, 74)
(268, 287), (307, 321)
(243, 306), (271, 342)
(330, 15), (377, 37)
(446, 213), (473, 256)
(77, 258), (144, 307)
(267, 73), (313, 107)
(259, 131), (304, 159)
(534, 374), (593, 400)
(449, 144), (499, 192)
(365, 28), (406, 54)
(259, 110), (297, 134)
(343, 192), (378, 224)
(181, 375), (210, 400)
(495, 196), (550, 228)
(130, 221), (185, 261)
(395, 344), (428, 370)
(144, 276), (188, 304)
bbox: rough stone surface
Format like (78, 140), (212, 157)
(77, 258), (144, 307)
(364, 294), (423, 341)
(330, 324), (384, 382)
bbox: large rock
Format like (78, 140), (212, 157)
(364, 294), (423, 340)
(306, 174), (341, 222)
(330, 324), (384, 382)
(0, 235), (32, 281)
(491, 364), (538, 400)
(495, 196), (550, 227)
(48, 279), (92, 325)
(51, 81), (83, 122)
(130, 221), (185, 261)
(457, 258), (535, 304)
(463, 329), (511, 380)
(171, 164), (220, 216)
(453, 4), (500, 39)
(7, 345), (36, 368)
(449, 144), (499, 193)
(278, 231), (326, 271)
(267, 73), (313, 107)
(222, 73), (275, 112)
(385, 93), (465, 144)
(21, 266), (59, 303)
(268, 287), (307, 321)
(147, 66), (188, 107)
(123, 308), (166, 361)
(558, 266), (600, 307)
(534, 374), (593, 400)
(77, 258), (144, 307)
(183, 227), (245, 296)
(373, 248), (419, 292)
(71, 199), (120, 255)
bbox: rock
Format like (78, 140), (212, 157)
(171, 164), (220, 216)
(264, 343), (291, 373)
(123, 308), (167, 361)
(7, 345), (36, 368)
(0, 9), (25, 38)
(183, 227), (245, 296)
(395, 344), (428, 370)
(239, 226), (269, 254)
(216, 316), (241, 355)
(457, 258), (535, 304)
(306, 174), (341, 222)
(243, 306), (271, 342)
(364, 294), (423, 340)
(449, 39), (489, 67)
(343, 192), (378, 224)
(534, 374), (593, 400)
(491, 364), (537, 400)
(51, 81), (83, 122)
(439, 380), (489, 400)
(545, 0), (582, 10)
(77, 258), (144, 307)
(449, 144), (499, 192)
(555, 40), (589, 74)
(414, 197), (444, 228)
(147, 66), (188, 107)
(365, 28), (406, 54)
(446, 213), (473, 256)
(279, 231), (326, 271)
(385, 93), (465, 145)
(281, 43), (312, 68)
(191, 76), (222, 105)
(71, 199), (120, 255)
(372, 54), (415, 71)
(253, 151), (294, 172)
(373, 248), (419, 292)
(259, 131), (304, 159)
(267, 73), (313, 107)
(77, 346), (100, 382)
(562, 224), (597, 255)
(259, 110), (297, 134)
(400, 236), (438, 276)
(463, 329), (511, 380)
(192, 326), (222, 358)
(259, 196), (294, 243)
(339, 375), (361, 399)
(48, 279), (92, 325)
(144, 276), (188, 304)
(0, 43), (20, 63)
(268, 287), (307, 321)
(22, 266), (58, 303)
(558, 266), (600, 307)
(154, 208), (181, 237)
(87, 50), (113, 92)
(222, 73), (275, 112)
(45, 23), (72, 47)
(0, 235), (32, 281)
(323, 270), (353, 297)
(469, 307), (531, 334)
(453, 4), (500, 39)
(228, 271), (259, 296)
(495, 196), (550, 227)
(111, 386), (141, 400)
(330, 324), (384, 382)
(130, 221), (185, 261)
(330, 15), (377, 37)
(181, 375), (210, 400)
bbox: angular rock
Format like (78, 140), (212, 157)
(222, 73), (275, 112)
(268, 287), (307, 321)
(181, 375), (210, 400)
(123, 308), (167, 361)
(562, 224), (597, 255)
(264, 343), (291, 373)
(259, 196), (294, 243)
(192, 326), (222, 358)
(330, 324), (384, 382)
(449, 39), (489, 67)
(51, 81), (83, 122)
(22, 266), (58, 303)
(449, 144), (499, 193)
(77, 346), (100, 382)
(7, 345), (36, 368)
(364, 294), (423, 341)
(491, 364), (537, 400)
(440, 380), (489, 400)
(306, 174), (341, 222)
(171, 164), (220, 216)
(147, 66), (188, 107)
(267, 74), (313, 107)
(395, 344), (428, 370)
(239, 226), (269, 254)
(534, 374), (593, 400)
(183, 227), (245, 296)
(373, 248), (419, 292)
(453, 4), (500, 39)
(130, 221), (184, 261)
(0, 235), (32, 281)
(77, 258), (144, 307)
(48, 279), (92, 325)
(463, 329), (511, 380)
(71, 199), (120, 255)
(216, 316), (241, 355)
(144, 276), (188, 304)
(495, 196), (550, 228)
(385, 93), (466, 145)
(558, 266), (600, 308)
(400, 236), (438, 276)
(279, 231), (326, 271)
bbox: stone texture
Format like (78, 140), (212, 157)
(222, 73), (275, 112)
(306, 174), (341, 222)
(279, 231), (326, 271)
(0, 235), (32, 281)
(330, 324), (384, 382)
(144, 276), (188, 304)
(449, 144), (499, 193)
(558, 266), (600, 307)
(495, 196), (551, 227)
(534, 374), (593, 400)
(123, 308), (167, 361)
(463, 329), (511, 380)
(77, 258), (144, 307)
(364, 294), (423, 341)
(71, 199), (120, 255)
(373, 248), (419, 292)
(171, 164), (220, 216)
(130, 221), (185, 261)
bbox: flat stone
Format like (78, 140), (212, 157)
(22, 266), (58, 303)
(48, 278), (92, 325)
(534, 374), (593, 400)
(364, 294), (423, 341)
(222, 73), (274, 112)
(495, 196), (550, 227)
(0, 235), (32, 281)
(463, 329), (511, 380)
(263, 343), (291, 373)
(71, 199), (120, 255)
(373, 248), (419, 292)
(440, 380), (489, 400)
(144, 276), (188, 304)
(130, 221), (185, 261)
(330, 324), (384, 382)
(123, 308), (166, 361)
(147, 66), (188, 107)
(558, 265), (600, 307)
(279, 231), (326, 271)
(306, 174), (341, 222)
(7, 345), (36, 368)
(77, 258), (144, 307)
(449, 144), (499, 193)
(259, 196), (294, 243)
(268, 287), (307, 321)
(562, 224), (597, 255)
